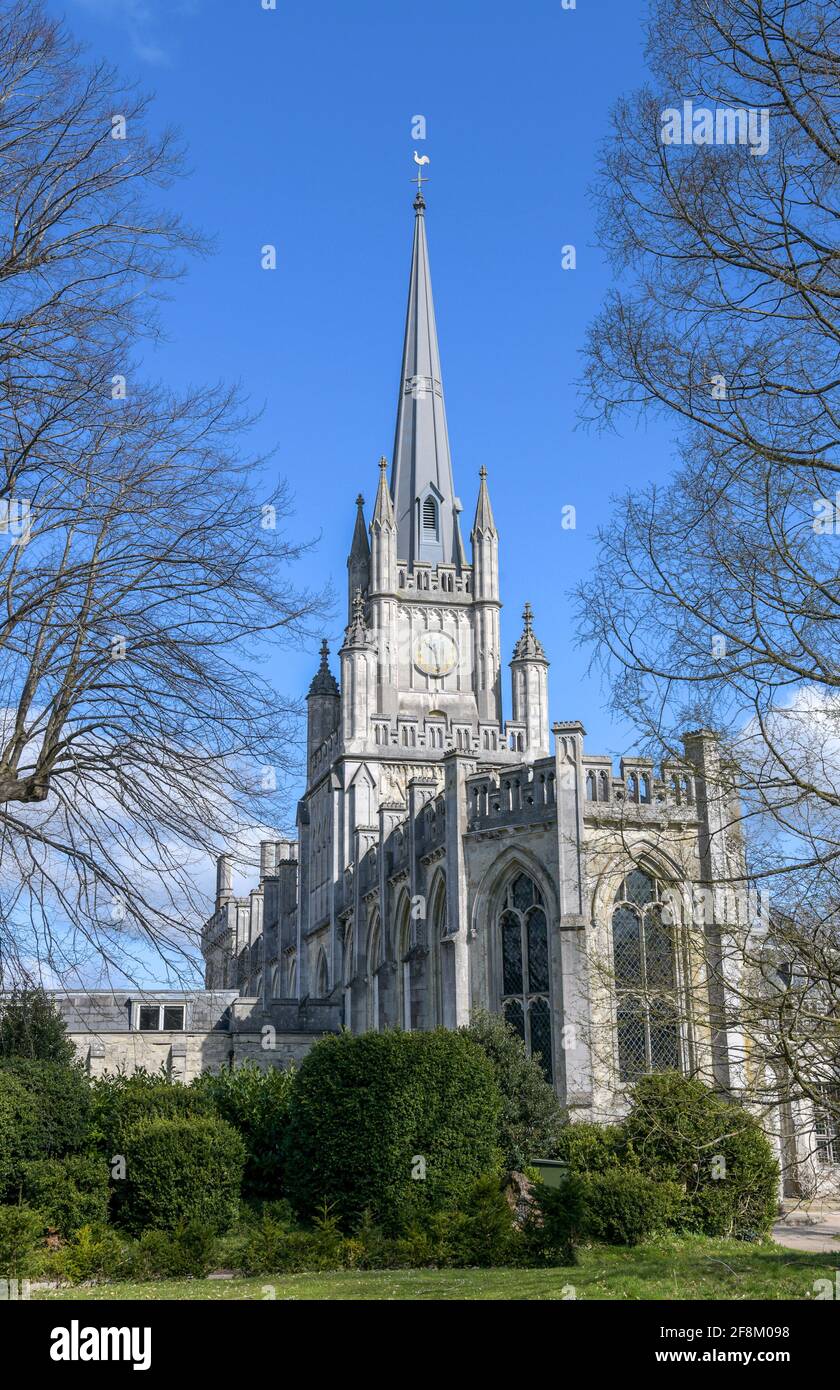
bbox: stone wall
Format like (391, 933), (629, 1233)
(47, 990), (337, 1083)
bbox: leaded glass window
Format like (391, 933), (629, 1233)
(612, 870), (681, 1081)
(499, 872), (553, 1081)
(815, 1086), (840, 1165)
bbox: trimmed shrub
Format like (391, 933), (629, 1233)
(524, 1177), (587, 1266)
(0, 1061), (91, 1194)
(461, 1012), (566, 1171)
(449, 1173), (518, 1267)
(237, 1212), (312, 1275)
(21, 1156), (110, 1238)
(51, 1224), (132, 1284)
(127, 1222), (220, 1280)
(622, 1072), (779, 1238)
(283, 1030), (502, 1233)
(89, 1070), (215, 1159)
(582, 1170), (684, 1246)
(0, 1203), (44, 1279)
(554, 1120), (634, 1174)
(0, 1071), (38, 1198)
(120, 1116), (246, 1236)
(0, 988), (76, 1065)
(191, 1062), (294, 1199)
(236, 1204), (356, 1275)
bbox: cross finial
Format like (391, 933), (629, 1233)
(319, 638), (330, 666)
(523, 602), (533, 631)
(355, 493), (364, 508)
(479, 465), (487, 480)
(379, 456), (388, 473)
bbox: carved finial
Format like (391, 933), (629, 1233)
(356, 493), (364, 508)
(379, 456), (388, 473)
(512, 601), (546, 662)
(308, 637), (339, 696)
(479, 465), (487, 480)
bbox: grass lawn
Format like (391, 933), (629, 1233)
(34, 1238), (840, 1300)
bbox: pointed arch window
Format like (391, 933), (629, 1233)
(612, 869), (681, 1081)
(367, 916), (381, 1032)
(398, 904), (413, 1031)
(315, 948), (328, 997)
(499, 872), (552, 1081)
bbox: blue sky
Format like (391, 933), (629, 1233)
(50, 0), (676, 769)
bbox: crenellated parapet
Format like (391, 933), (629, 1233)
(582, 755), (702, 821)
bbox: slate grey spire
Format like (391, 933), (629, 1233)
(347, 492), (370, 621)
(390, 189), (459, 570)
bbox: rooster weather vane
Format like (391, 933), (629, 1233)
(413, 149), (430, 199)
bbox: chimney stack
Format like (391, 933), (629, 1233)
(215, 853), (233, 910)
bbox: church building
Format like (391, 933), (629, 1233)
(200, 186), (750, 1128)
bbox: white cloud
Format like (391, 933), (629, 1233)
(70, 0), (199, 66)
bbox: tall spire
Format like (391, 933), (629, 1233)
(347, 492), (370, 621)
(472, 465), (496, 538)
(372, 457), (396, 529)
(390, 190), (458, 569)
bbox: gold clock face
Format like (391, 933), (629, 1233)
(414, 630), (458, 678)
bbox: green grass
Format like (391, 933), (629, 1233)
(33, 1237), (840, 1300)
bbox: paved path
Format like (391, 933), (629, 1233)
(773, 1211), (840, 1254)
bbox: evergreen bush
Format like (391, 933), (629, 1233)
(283, 1029), (502, 1233)
(119, 1115), (245, 1236)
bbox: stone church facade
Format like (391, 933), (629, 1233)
(43, 190), (840, 1198)
(200, 189), (752, 1130)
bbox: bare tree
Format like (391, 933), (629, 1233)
(0, 2), (326, 987)
(577, 0), (840, 1144)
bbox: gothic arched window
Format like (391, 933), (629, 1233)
(611, 868), (680, 1081)
(367, 916), (381, 1032)
(499, 871), (552, 1081)
(398, 903), (413, 1031)
(315, 948), (328, 997)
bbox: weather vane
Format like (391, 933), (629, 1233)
(413, 149), (430, 199)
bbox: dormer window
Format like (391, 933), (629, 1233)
(422, 495), (438, 537)
(135, 1003), (185, 1031)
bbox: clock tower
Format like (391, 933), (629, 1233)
(353, 185), (505, 751)
(297, 186), (548, 1001)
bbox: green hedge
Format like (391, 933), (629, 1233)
(191, 1062), (295, 1199)
(524, 1177), (587, 1266)
(621, 1073), (779, 1238)
(90, 1070), (216, 1158)
(0, 1061), (91, 1195)
(460, 1012), (566, 1171)
(20, 1155), (110, 1238)
(582, 1170), (684, 1245)
(120, 1116), (246, 1236)
(0, 1203), (44, 1278)
(554, 1120), (635, 1174)
(283, 1030), (503, 1232)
